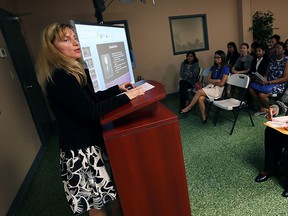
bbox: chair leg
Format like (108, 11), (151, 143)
(213, 108), (220, 126)
(206, 102), (212, 116)
(230, 110), (240, 135)
(247, 109), (255, 126)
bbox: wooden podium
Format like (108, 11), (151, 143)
(101, 80), (191, 216)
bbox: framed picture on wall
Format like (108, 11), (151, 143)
(169, 14), (209, 55)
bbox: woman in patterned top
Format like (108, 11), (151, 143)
(249, 42), (288, 115)
(178, 51), (200, 109)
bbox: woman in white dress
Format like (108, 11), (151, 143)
(179, 50), (230, 123)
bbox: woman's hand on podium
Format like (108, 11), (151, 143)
(125, 86), (145, 100)
(119, 82), (135, 92)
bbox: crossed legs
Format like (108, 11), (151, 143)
(181, 89), (207, 121)
(198, 95), (207, 121)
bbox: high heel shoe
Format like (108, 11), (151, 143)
(202, 117), (207, 124)
(178, 107), (192, 114)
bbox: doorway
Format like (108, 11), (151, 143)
(0, 8), (53, 146)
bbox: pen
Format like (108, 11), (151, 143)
(264, 113), (277, 118)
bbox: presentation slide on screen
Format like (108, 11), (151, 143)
(73, 22), (135, 92)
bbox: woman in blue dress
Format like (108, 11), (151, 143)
(249, 42), (288, 114)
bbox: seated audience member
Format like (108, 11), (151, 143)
(267, 34), (281, 58)
(249, 42), (288, 115)
(178, 51), (200, 110)
(285, 39), (288, 56)
(250, 41), (260, 57)
(179, 50), (230, 123)
(247, 44), (269, 106)
(255, 101), (288, 197)
(231, 43), (253, 74)
(248, 43), (269, 78)
(270, 34), (281, 47)
(226, 42), (240, 69)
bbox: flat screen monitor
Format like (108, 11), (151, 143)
(71, 20), (135, 92)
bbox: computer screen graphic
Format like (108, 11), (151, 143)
(71, 21), (135, 92)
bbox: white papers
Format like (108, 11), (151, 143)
(138, 82), (155, 91)
(266, 116), (288, 128)
(254, 72), (267, 82)
(118, 82), (155, 96)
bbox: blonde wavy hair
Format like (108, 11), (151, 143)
(37, 23), (86, 93)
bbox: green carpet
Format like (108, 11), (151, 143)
(12, 93), (288, 216)
(162, 93), (288, 216)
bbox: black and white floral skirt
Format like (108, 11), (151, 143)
(60, 145), (117, 215)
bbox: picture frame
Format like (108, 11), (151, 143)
(169, 14), (209, 55)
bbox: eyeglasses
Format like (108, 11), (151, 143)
(214, 56), (221, 59)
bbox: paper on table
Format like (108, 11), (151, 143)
(266, 121), (288, 128)
(138, 82), (155, 91)
(264, 115), (288, 135)
(118, 82), (155, 96)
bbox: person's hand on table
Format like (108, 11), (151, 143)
(125, 86), (145, 100)
(119, 82), (135, 92)
(265, 107), (276, 121)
